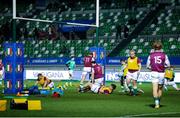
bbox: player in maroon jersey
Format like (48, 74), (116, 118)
(0, 59), (4, 80)
(80, 53), (94, 89)
(91, 61), (104, 86)
(146, 41), (170, 109)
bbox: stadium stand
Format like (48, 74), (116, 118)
(141, 7), (180, 35)
(118, 36), (180, 57)
(0, 0), (179, 58)
(21, 38), (118, 58)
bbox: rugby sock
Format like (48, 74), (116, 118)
(124, 81), (129, 92)
(164, 85), (168, 91)
(128, 84), (132, 90)
(133, 86), (137, 95)
(158, 97), (161, 104)
(128, 84), (133, 94)
(154, 97), (159, 106)
(80, 83), (84, 89)
(69, 75), (73, 80)
(121, 86), (125, 92)
(120, 76), (124, 86)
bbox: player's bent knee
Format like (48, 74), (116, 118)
(158, 84), (163, 89)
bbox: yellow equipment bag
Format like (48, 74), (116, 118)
(28, 100), (42, 110)
(13, 98), (27, 103)
(0, 100), (7, 111)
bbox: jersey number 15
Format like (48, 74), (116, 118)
(154, 56), (162, 64)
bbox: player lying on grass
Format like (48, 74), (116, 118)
(35, 73), (54, 89)
(164, 66), (180, 91)
(79, 82), (116, 94)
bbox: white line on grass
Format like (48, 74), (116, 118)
(125, 112), (180, 117)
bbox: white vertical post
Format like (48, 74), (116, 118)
(96, 0), (99, 27)
(13, 0), (16, 19)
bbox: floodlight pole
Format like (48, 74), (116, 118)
(13, 0), (16, 42)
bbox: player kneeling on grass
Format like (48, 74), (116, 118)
(79, 82), (116, 94)
(91, 61), (104, 86)
(79, 61), (104, 92)
(35, 73), (54, 89)
(164, 66), (180, 91)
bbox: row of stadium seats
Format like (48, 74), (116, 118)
(45, 0), (157, 12)
(1, 36), (179, 58)
(0, 3), (34, 14)
(0, 3), (34, 28)
(118, 37), (180, 57)
(0, 0), (149, 39)
(4, 38), (117, 58)
(141, 7), (180, 35)
(0, 0), (158, 15)
(24, 9), (146, 38)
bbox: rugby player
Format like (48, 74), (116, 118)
(146, 41), (170, 109)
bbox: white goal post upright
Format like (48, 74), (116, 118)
(96, 0), (99, 27)
(13, 0), (16, 19)
(12, 0), (104, 84)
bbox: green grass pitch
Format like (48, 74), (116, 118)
(0, 81), (180, 117)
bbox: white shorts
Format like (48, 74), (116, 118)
(126, 71), (139, 80)
(94, 78), (104, 86)
(151, 71), (164, 84)
(164, 79), (175, 86)
(166, 81), (175, 86)
(91, 84), (100, 93)
(82, 67), (92, 75)
(48, 81), (54, 88)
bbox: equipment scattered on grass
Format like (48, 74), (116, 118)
(52, 92), (60, 98)
(10, 98), (28, 110)
(52, 88), (64, 96)
(10, 98), (41, 110)
(17, 92), (29, 97)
